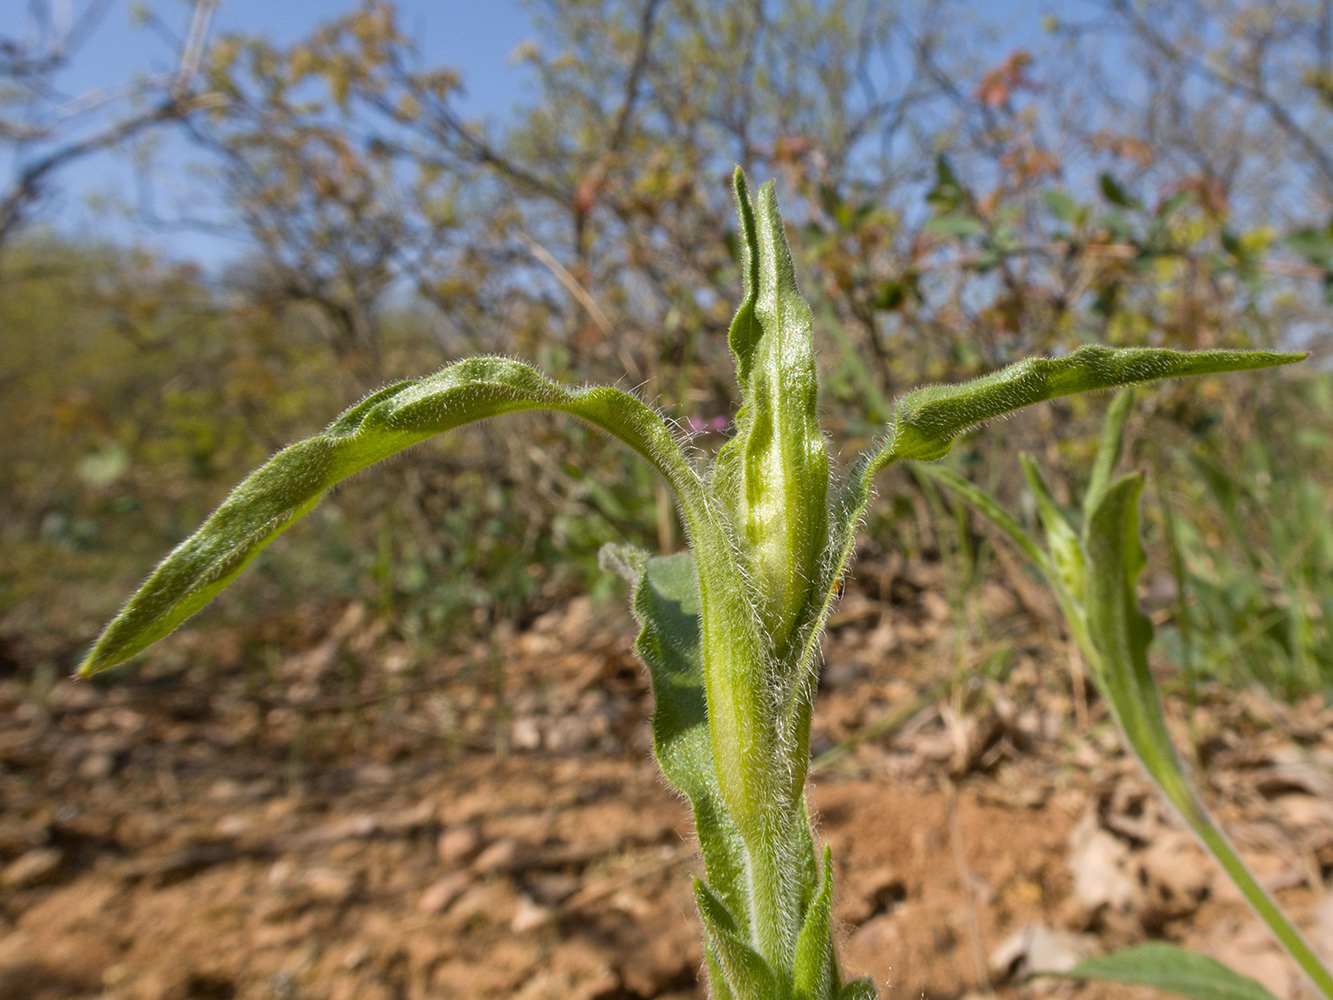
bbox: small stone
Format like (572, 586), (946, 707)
(990, 923), (1098, 980)
(843, 867), (906, 925)
(437, 825), (482, 866)
(525, 873), (581, 907)
(511, 717), (543, 751)
(1067, 812), (1140, 916)
(79, 751), (118, 780)
(302, 866), (357, 903)
(3, 847), (62, 888)
(1140, 830), (1211, 918)
(544, 716), (593, 753)
(473, 837), (519, 874)
(267, 859), (295, 888)
(419, 873), (471, 915)
(511, 894), (554, 933)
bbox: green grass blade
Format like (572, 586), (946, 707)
(878, 346), (1304, 465)
(914, 464), (1052, 577)
(80, 357), (706, 676)
(1052, 943), (1281, 1000)
(1020, 455), (1087, 607)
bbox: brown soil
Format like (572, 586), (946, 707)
(2, 559), (1331, 1000)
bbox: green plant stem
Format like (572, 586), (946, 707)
(1187, 808), (1333, 1000)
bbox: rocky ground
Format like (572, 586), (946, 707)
(2, 554), (1332, 1000)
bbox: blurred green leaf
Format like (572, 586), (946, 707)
(1051, 943), (1281, 1000)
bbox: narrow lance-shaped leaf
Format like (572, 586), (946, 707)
(1084, 386), (1134, 519)
(792, 846), (837, 1000)
(695, 880), (780, 1000)
(1083, 475), (1333, 1000)
(813, 346), (1302, 722)
(726, 167), (762, 383)
(1049, 943), (1282, 1000)
(1082, 474), (1193, 806)
(81, 357), (711, 676)
(1019, 454), (1088, 637)
(705, 173), (831, 973)
(718, 173), (829, 648)
(603, 547), (750, 938)
(877, 346), (1304, 466)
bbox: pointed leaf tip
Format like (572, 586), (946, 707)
(78, 358), (704, 676)
(728, 167), (761, 382)
(880, 345), (1306, 466)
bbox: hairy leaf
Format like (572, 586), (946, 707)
(718, 174), (829, 648)
(81, 357), (706, 675)
(618, 550), (749, 933)
(792, 846), (836, 1000)
(879, 346), (1304, 465)
(1083, 473), (1195, 809)
(696, 880), (780, 1000)
(727, 168), (762, 384)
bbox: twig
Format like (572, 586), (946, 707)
(515, 229), (616, 337)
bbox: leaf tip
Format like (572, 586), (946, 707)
(75, 648), (107, 678)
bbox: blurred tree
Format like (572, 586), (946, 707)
(0, 0), (218, 253)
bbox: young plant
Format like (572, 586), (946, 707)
(80, 170), (1303, 999)
(919, 391), (1333, 1000)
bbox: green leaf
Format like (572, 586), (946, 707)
(696, 880), (780, 1000)
(1019, 454), (1086, 605)
(719, 177), (829, 648)
(1156, 190), (1192, 219)
(1082, 477), (1333, 1000)
(878, 346), (1304, 465)
(924, 212), (985, 238)
(914, 463), (1052, 578)
(838, 980), (880, 1000)
(1054, 943), (1281, 1000)
(1288, 226), (1333, 268)
(812, 343), (1296, 758)
(1084, 387), (1134, 520)
(927, 154), (966, 210)
(626, 552), (749, 933)
(727, 168), (763, 384)
(80, 357), (707, 676)
(1082, 473), (1192, 805)
(792, 846), (836, 1000)
(1100, 173), (1138, 208)
(1043, 189), (1083, 225)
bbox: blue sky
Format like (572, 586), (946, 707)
(16, 0), (537, 260)
(18, 0), (1058, 263)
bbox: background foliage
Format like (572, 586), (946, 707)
(3, 0), (1332, 697)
